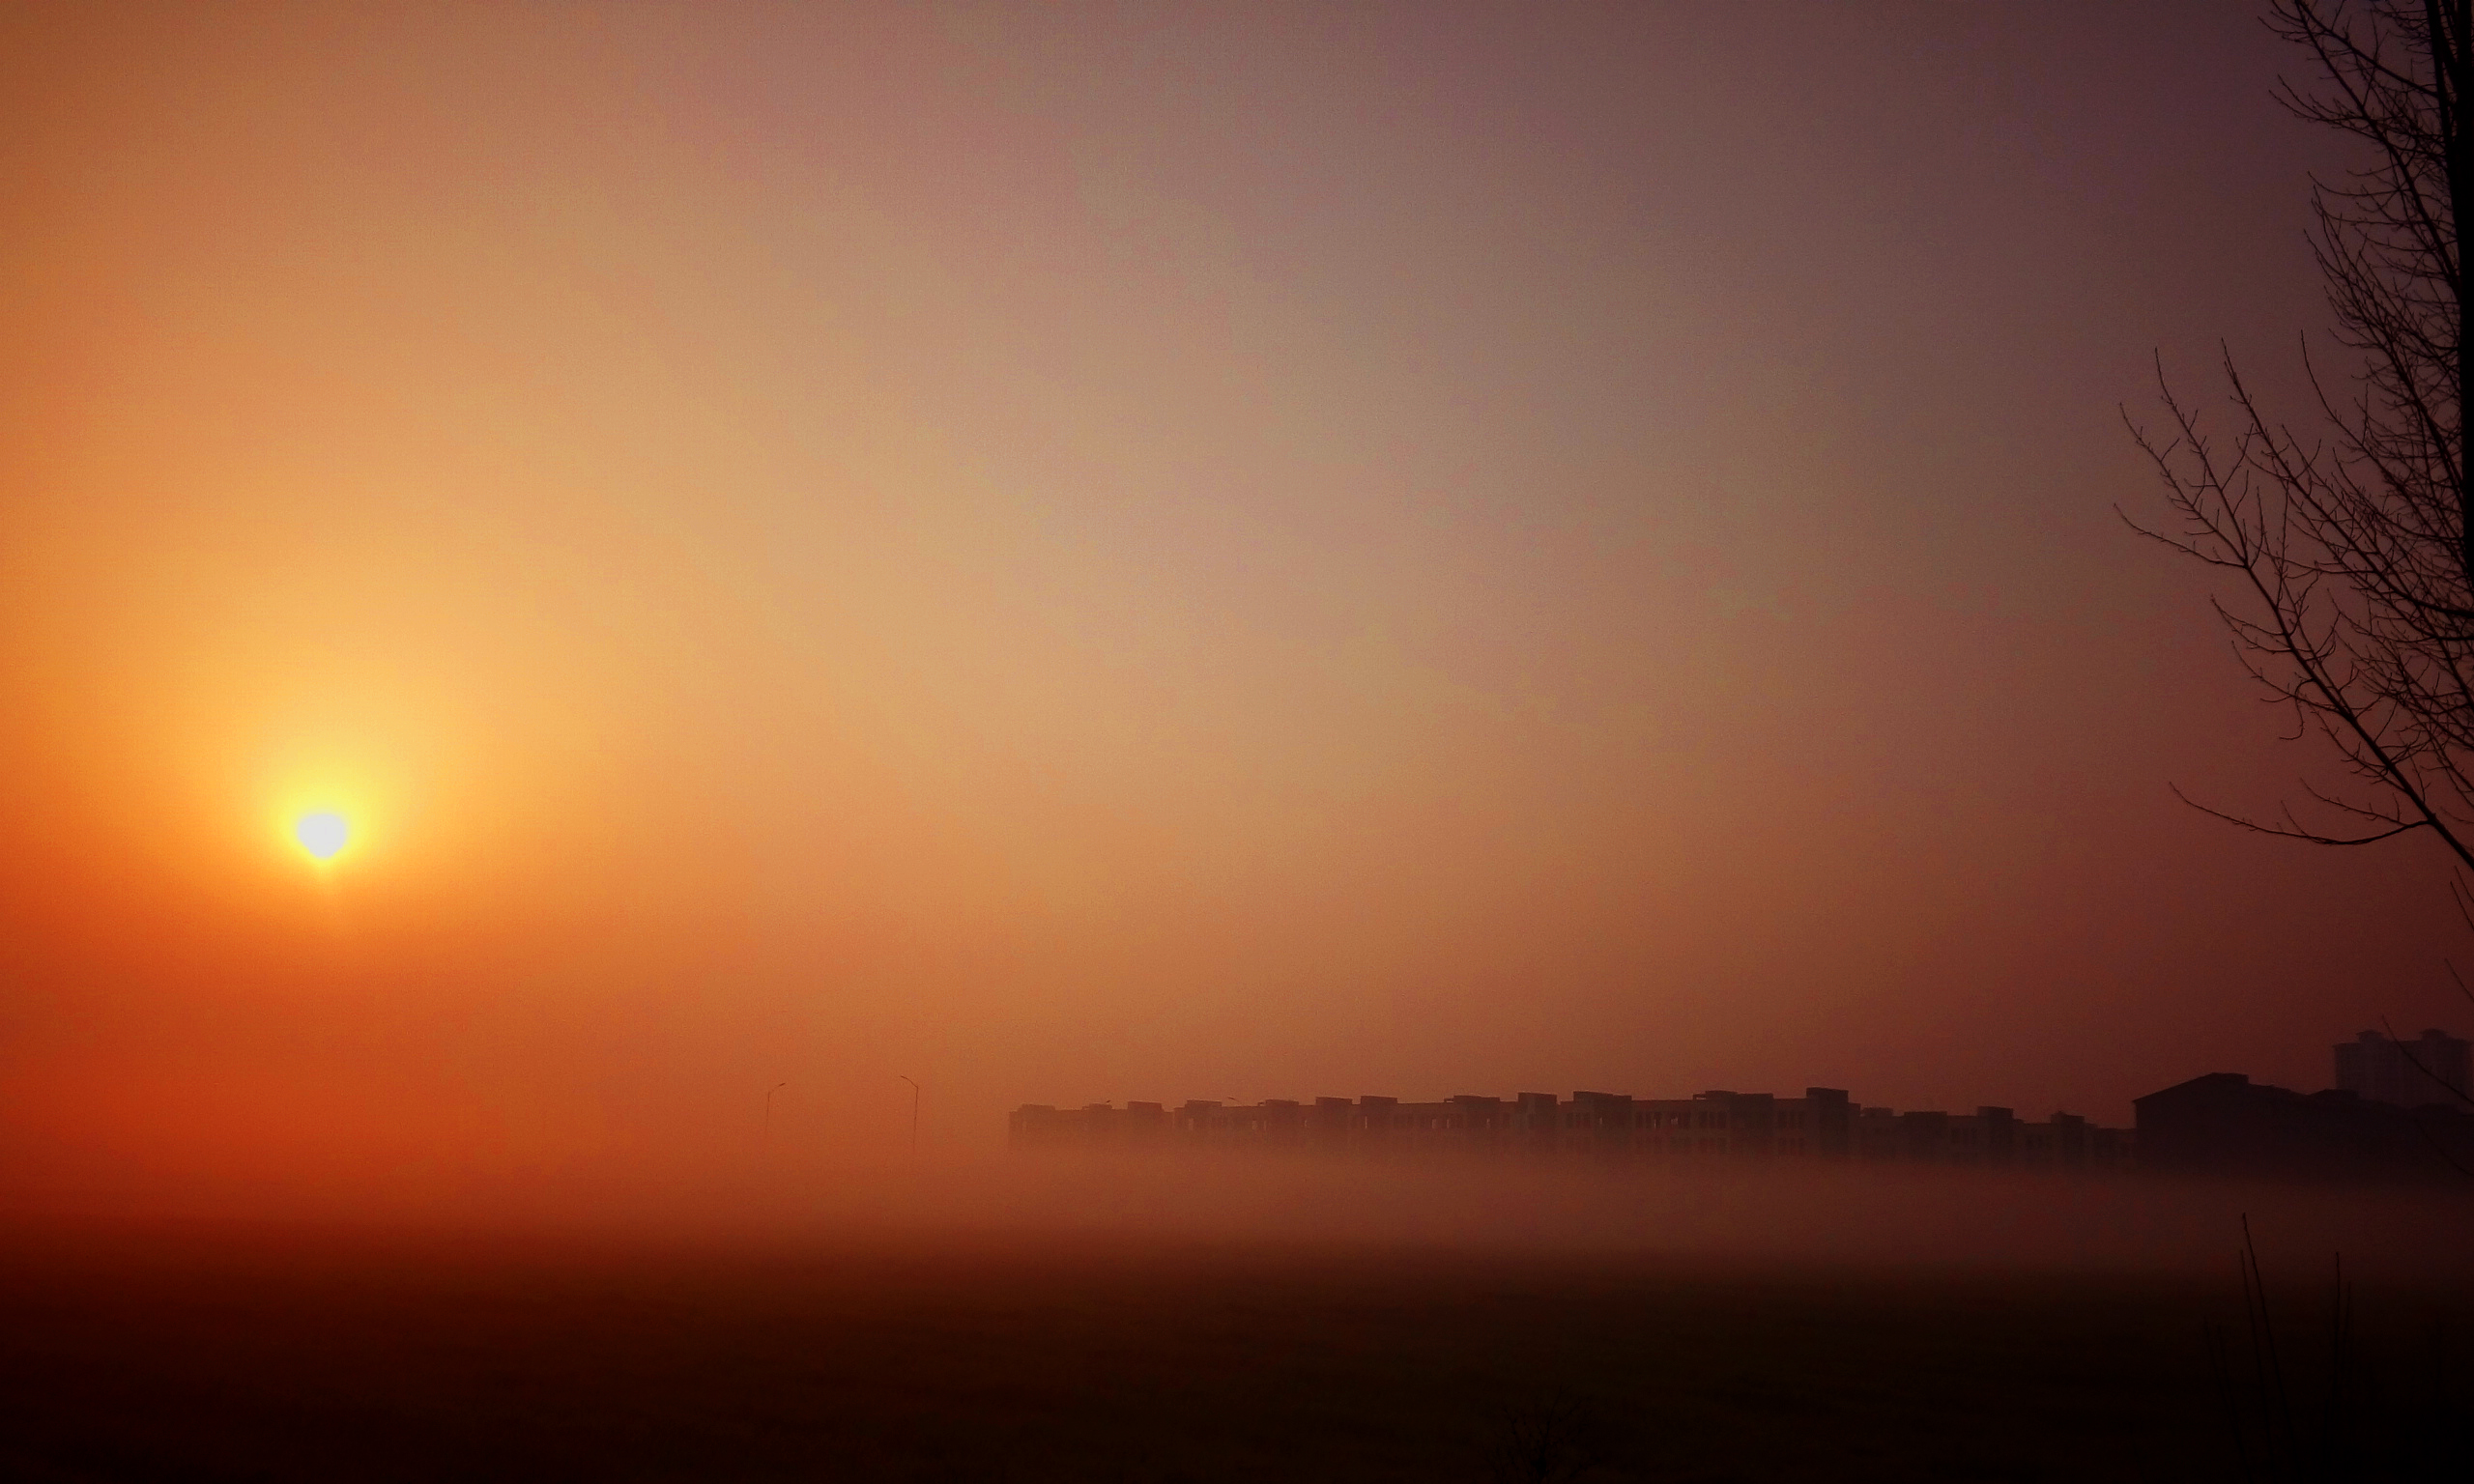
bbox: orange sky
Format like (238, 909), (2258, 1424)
(3, 1), (2466, 1216)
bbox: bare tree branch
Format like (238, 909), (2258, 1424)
(2133, 0), (2474, 888)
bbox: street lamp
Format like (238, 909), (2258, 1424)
(764, 1081), (788, 1141)
(898, 1075), (920, 1159)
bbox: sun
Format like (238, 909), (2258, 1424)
(293, 812), (352, 861)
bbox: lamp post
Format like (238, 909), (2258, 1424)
(764, 1081), (787, 1143)
(898, 1075), (920, 1159)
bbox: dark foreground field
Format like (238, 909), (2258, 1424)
(0, 1219), (2466, 1483)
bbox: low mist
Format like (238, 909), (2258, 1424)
(12, 1149), (2464, 1290)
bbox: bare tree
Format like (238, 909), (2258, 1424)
(2129, 0), (2474, 886)
(1474, 1393), (1605, 1484)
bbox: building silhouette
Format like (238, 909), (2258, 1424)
(2135, 1070), (2474, 1182)
(1020, 1032), (2474, 1182)
(1009, 1087), (2131, 1166)
(2333, 1028), (2471, 1110)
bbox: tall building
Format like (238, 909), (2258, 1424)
(2333, 1028), (2471, 1108)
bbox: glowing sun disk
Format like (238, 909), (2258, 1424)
(294, 812), (351, 860)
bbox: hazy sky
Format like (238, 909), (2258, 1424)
(3, 1), (2462, 1211)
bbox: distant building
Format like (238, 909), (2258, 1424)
(2134, 1071), (2474, 1182)
(1008, 1087), (2131, 1167)
(2334, 1029), (2471, 1110)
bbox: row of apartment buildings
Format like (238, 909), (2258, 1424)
(1007, 1088), (2134, 1167)
(1012, 1033), (2474, 1180)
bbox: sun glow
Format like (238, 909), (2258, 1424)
(293, 812), (351, 861)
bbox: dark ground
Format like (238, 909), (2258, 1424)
(0, 1222), (2463, 1483)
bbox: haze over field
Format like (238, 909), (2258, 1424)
(3, 1), (2464, 1218)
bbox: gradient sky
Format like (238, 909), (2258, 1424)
(4, 1), (2464, 1212)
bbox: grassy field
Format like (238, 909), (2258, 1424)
(7, 1217), (2458, 1483)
